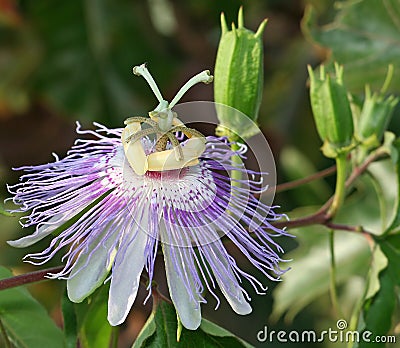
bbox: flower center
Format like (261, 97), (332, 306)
(121, 64), (213, 176)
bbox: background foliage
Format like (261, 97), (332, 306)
(0, 0), (399, 347)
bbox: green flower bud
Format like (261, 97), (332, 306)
(357, 86), (399, 147)
(214, 7), (266, 139)
(308, 63), (354, 158)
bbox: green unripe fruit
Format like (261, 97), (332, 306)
(308, 63), (354, 157)
(214, 7), (266, 139)
(358, 86), (399, 146)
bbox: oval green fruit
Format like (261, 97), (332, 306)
(214, 7), (266, 139)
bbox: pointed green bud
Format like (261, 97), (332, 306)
(308, 63), (354, 158)
(214, 7), (266, 139)
(357, 86), (399, 147)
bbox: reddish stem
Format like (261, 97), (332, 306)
(275, 165), (336, 193)
(0, 266), (63, 291)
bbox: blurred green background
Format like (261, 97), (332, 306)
(0, 0), (399, 347)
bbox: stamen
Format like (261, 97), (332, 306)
(155, 134), (168, 151)
(133, 63), (166, 104)
(167, 134), (184, 161)
(171, 126), (205, 139)
(124, 116), (158, 127)
(155, 134), (184, 161)
(169, 70), (214, 108)
(125, 127), (161, 144)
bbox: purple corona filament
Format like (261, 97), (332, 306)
(7, 64), (290, 330)
(7, 122), (290, 330)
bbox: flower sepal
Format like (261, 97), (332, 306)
(320, 138), (357, 159)
(308, 63), (355, 155)
(214, 7), (266, 139)
(357, 85), (399, 150)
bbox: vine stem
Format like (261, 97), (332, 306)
(325, 222), (375, 242)
(273, 148), (388, 231)
(346, 244), (378, 348)
(230, 142), (243, 187)
(275, 164), (336, 193)
(328, 153), (347, 216)
(329, 230), (340, 318)
(0, 266), (63, 291)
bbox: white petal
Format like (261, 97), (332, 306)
(107, 219), (149, 326)
(207, 241), (252, 315)
(67, 228), (119, 303)
(8, 213), (66, 248)
(161, 225), (201, 330)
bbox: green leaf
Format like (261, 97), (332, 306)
(359, 269), (396, 348)
(364, 246), (387, 300)
(0, 266), (65, 348)
(274, 154), (400, 321)
(303, 0), (400, 93)
(366, 159), (397, 234)
(132, 312), (156, 348)
(341, 159), (398, 234)
(359, 234), (400, 347)
(133, 297), (253, 348)
(272, 222), (370, 321)
(384, 138), (400, 234)
(62, 290), (78, 348)
(74, 284), (112, 348)
(379, 234), (400, 283)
